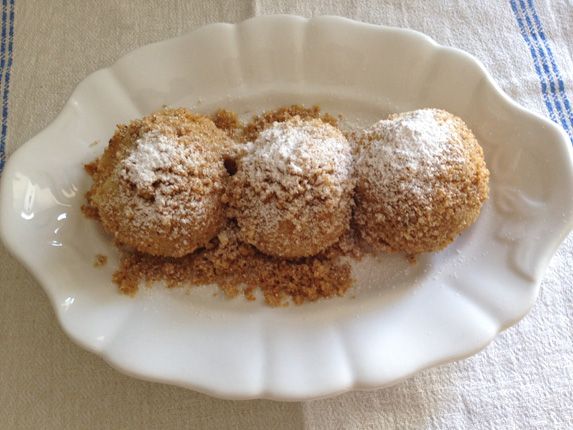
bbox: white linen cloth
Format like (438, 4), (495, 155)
(1, 1), (571, 428)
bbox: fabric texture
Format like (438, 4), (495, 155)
(1, 1), (572, 428)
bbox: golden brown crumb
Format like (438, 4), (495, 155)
(112, 223), (355, 306)
(84, 160), (99, 175)
(85, 106), (361, 305)
(211, 109), (241, 139)
(81, 202), (99, 219)
(211, 105), (339, 144)
(85, 105), (357, 306)
(82, 161), (101, 218)
(93, 254), (108, 267)
(242, 104), (338, 142)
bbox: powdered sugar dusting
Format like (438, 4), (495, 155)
(357, 109), (463, 199)
(86, 108), (231, 258)
(251, 117), (353, 180)
(354, 108), (489, 253)
(113, 129), (220, 237)
(120, 130), (199, 200)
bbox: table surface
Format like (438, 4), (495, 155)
(1, 1), (572, 429)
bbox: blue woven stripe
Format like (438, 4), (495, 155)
(0, 3), (6, 72)
(0, 0), (14, 172)
(0, 0), (8, 172)
(509, 0), (558, 123)
(526, 0), (573, 132)
(511, 0), (573, 143)
(0, 0), (12, 172)
(518, 0), (571, 134)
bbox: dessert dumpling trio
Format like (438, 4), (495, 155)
(85, 106), (489, 259)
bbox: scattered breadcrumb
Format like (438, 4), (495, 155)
(112, 223), (357, 306)
(211, 109), (242, 140)
(94, 254), (108, 267)
(212, 104), (338, 142)
(85, 105), (359, 306)
(83, 105), (487, 306)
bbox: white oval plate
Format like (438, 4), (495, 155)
(2, 16), (573, 400)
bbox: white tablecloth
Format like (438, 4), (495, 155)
(1, 1), (572, 428)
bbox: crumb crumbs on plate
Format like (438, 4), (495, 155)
(94, 254), (108, 267)
(83, 105), (488, 306)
